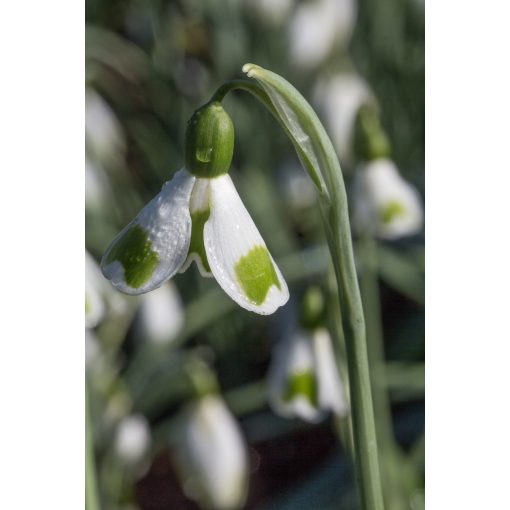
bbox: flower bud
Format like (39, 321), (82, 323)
(354, 104), (391, 162)
(185, 102), (234, 178)
(299, 286), (325, 330)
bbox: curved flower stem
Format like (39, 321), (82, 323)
(212, 77), (384, 510)
(86, 381), (100, 510)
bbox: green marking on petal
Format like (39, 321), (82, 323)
(283, 371), (318, 406)
(234, 245), (281, 305)
(189, 209), (211, 272)
(379, 200), (406, 224)
(105, 225), (159, 288)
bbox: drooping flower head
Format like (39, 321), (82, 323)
(173, 394), (249, 510)
(101, 101), (289, 315)
(353, 158), (423, 240)
(268, 286), (348, 423)
(268, 327), (349, 423)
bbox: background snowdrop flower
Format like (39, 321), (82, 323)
(268, 328), (349, 423)
(313, 73), (374, 166)
(114, 414), (151, 465)
(288, 0), (357, 69)
(278, 161), (317, 210)
(85, 88), (126, 168)
(135, 282), (184, 345)
(353, 158), (423, 240)
(173, 394), (248, 510)
(101, 102), (289, 315)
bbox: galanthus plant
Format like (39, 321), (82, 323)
(100, 63), (386, 510)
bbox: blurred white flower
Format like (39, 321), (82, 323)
(135, 282), (184, 345)
(353, 158), (423, 240)
(86, 251), (106, 329)
(114, 414), (151, 465)
(268, 328), (348, 423)
(288, 0), (357, 69)
(245, 0), (294, 26)
(313, 73), (374, 166)
(85, 88), (126, 167)
(278, 161), (317, 210)
(85, 157), (113, 214)
(174, 394), (248, 510)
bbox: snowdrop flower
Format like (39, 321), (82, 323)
(313, 73), (374, 166)
(268, 328), (348, 423)
(174, 394), (248, 510)
(114, 414), (151, 465)
(101, 101), (289, 315)
(353, 158), (423, 240)
(135, 282), (184, 345)
(288, 0), (357, 69)
(85, 88), (125, 168)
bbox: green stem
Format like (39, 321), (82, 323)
(321, 184), (384, 510)
(86, 381), (101, 510)
(359, 234), (407, 510)
(212, 79), (385, 510)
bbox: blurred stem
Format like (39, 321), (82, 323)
(86, 381), (100, 510)
(213, 77), (385, 510)
(327, 269), (356, 463)
(359, 234), (413, 510)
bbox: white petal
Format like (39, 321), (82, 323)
(312, 328), (349, 417)
(135, 282), (184, 345)
(268, 332), (325, 423)
(101, 169), (195, 294)
(203, 175), (289, 315)
(179, 178), (214, 277)
(175, 395), (248, 510)
(354, 159), (423, 240)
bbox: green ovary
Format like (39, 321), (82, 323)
(189, 210), (211, 272)
(283, 371), (318, 406)
(379, 200), (406, 224)
(105, 225), (159, 289)
(234, 245), (281, 305)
